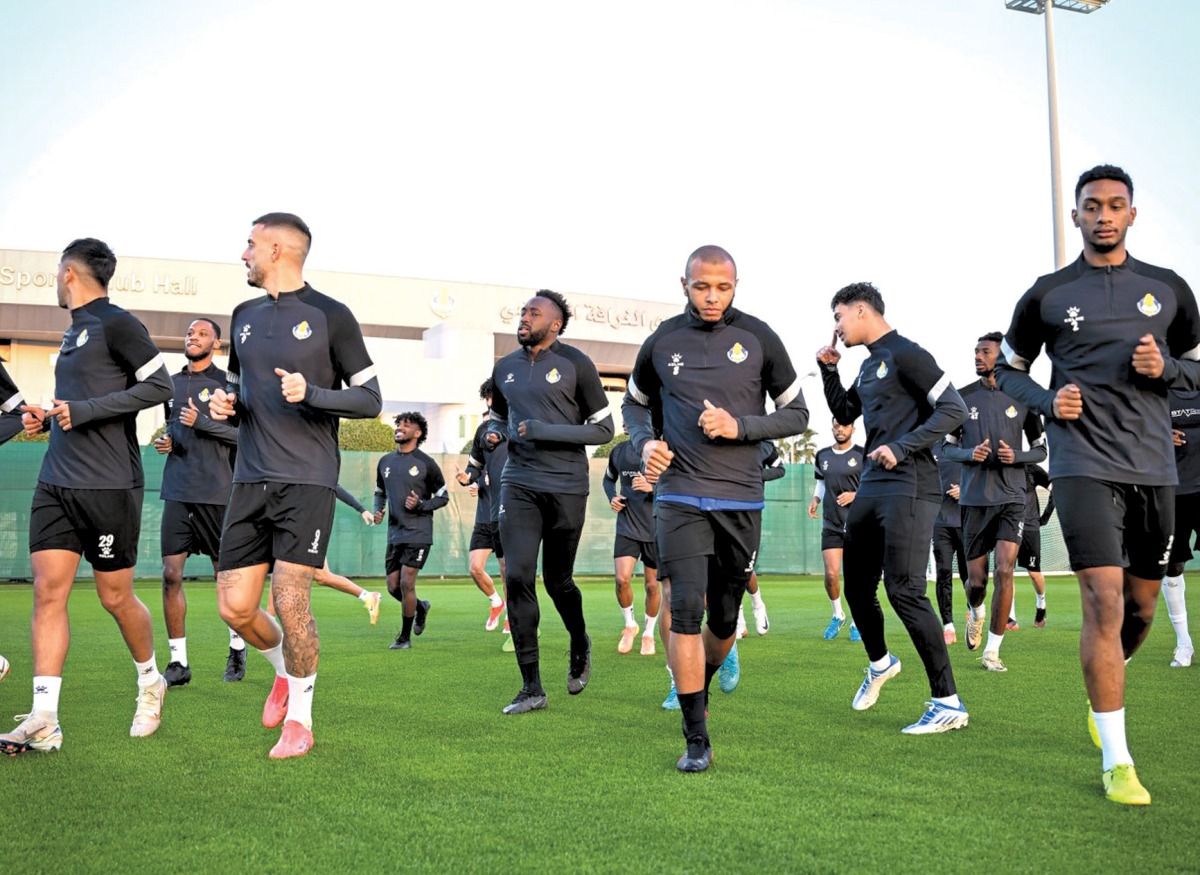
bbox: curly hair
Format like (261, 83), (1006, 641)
(393, 411), (429, 446)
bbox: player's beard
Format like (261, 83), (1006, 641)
(185, 345), (211, 363)
(519, 326), (548, 349)
(246, 263), (265, 288)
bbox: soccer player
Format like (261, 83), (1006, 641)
(488, 290), (614, 715)
(817, 282), (969, 735)
(1011, 463), (1051, 629)
(807, 417), (864, 642)
(931, 439), (966, 645)
(603, 431), (660, 656)
(457, 378), (507, 631)
(155, 318), (244, 687)
(995, 164), (1200, 804)
(0, 359), (25, 445)
(624, 245), (808, 771)
(209, 213), (381, 759)
(373, 412), (448, 650)
(1, 238), (174, 755)
(942, 332), (1047, 672)
(1163, 388), (1198, 667)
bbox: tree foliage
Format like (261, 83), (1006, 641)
(592, 432), (629, 458)
(339, 417), (396, 452)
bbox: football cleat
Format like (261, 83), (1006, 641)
(501, 634), (515, 653)
(640, 635), (656, 656)
(901, 700), (969, 735)
(676, 737), (713, 773)
(269, 720), (313, 759)
(0, 655), (9, 683)
(486, 602), (505, 632)
(390, 636), (412, 650)
(262, 675), (289, 728)
(363, 591), (382, 625)
(618, 625), (639, 655)
(965, 609), (985, 651)
(1034, 607), (1046, 628)
(163, 661), (191, 688)
(848, 624), (862, 643)
(852, 654), (901, 711)
(735, 609), (748, 640)
(502, 687), (548, 715)
(980, 652), (1007, 672)
(0, 712), (62, 755)
(224, 647), (247, 682)
(1102, 764), (1151, 805)
(823, 616), (846, 640)
(1087, 705), (1101, 749)
(753, 601), (770, 636)
(567, 636), (591, 694)
(1170, 644), (1194, 668)
(414, 600), (431, 636)
(131, 677), (166, 737)
(717, 643), (741, 693)
(661, 684), (680, 710)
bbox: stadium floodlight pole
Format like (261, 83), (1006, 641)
(1005, 0), (1113, 269)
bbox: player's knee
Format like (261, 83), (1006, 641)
(707, 612), (738, 641)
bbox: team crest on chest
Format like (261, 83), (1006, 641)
(199, 388), (211, 402)
(75, 329), (89, 348)
(848, 457), (858, 467)
(726, 343), (748, 364)
(292, 320), (312, 340)
(876, 361), (888, 379)
(409, 465), (419, 476)
(545, 368), (561, 384)
(1137, 294), (1161, 317)
(1005, 405), (1017, 418)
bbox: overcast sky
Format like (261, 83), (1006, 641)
(2, 0), (1196, 442)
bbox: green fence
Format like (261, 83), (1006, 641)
(0, 446), (825, 580)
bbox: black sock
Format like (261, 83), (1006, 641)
(704, 660), (720, 693)
(401, 614), (414, 639)
(519, 660), (544, 695)
(677, 691), (708, 743)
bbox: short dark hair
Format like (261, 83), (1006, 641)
(832, 415), (854, 428)
(479, 378), (494, 400)
(61, 238), (117, 289)
(1074, 164), (1133, 203)
(830, 282), (884, 316)
(684, 245), (737, 280)
(252, 212), (312, 257)
(977, 331), (1003, 345)
(393, 411), (429, 446)
(192, 318), (223, 340)
(534, 289), (571, 335)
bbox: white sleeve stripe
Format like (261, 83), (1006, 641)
(135, 354), (166, 383)
(468, 454), (483, 468)
(1000, 339), (1031, 371)
(586, 405), (611, 424)
(1031, 435), (1047, 447)
(1, 390), (23, 413)
(773, 376), (803, 409)
(349, 364), (378, 387)
(489, 410), (504, 423)
(944, 434), (959, 446)
(626, 376), (649, 406)
(433, 486), (447, 498)
(1182, 344), (1200, 362)
(926, 374), (951, 407)
(226, 371), (240, 385)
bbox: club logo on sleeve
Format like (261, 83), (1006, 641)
(1064, 306), (1085, 332)
(409, 465), (419, 476)
(848, 457), (858, 467)
(1005, 405), (1017, 418)
(726, 342), (748, 364)
(876, 361), (888, 379)
(75, 329), (89, 348)
(670, 353), (685, 375)
(1137, 294), (1161, 317)
(199, 388), (211, 402)
(239, 324), (252, 343)
(292, 320), (312, 340)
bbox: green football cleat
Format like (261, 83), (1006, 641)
(1087, 705), (1101, 749)
(1102, 764), (1151, 805)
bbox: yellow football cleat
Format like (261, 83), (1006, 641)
(1087, 705), (1101, 749)
(1102, 764), (1151, 805)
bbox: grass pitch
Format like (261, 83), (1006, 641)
(0, 575), (1195, 873)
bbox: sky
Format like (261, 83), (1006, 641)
(2, 0), (1197, 443)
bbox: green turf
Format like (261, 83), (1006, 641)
(0, 576), (1196, 873)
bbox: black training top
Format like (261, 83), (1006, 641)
(942, 380), (1046, 507)
(1171, 388), (1200, 496)
(821, 330), (967, 502)
(488, 340), (614, 496)
(0, 361), (24, 446)
(998, 254), (1200, 486)
(38, 298), (172, 489)
(603, 439), (655, 541)
(465, 419), (509, 525)
(374, 447), (449, 545)
(161, 363), (237, 505)
(933, 440), (963, 528)
(224, 284), (381, 489)
(623, 306), (808, 505)
(814, 444), (865, 534)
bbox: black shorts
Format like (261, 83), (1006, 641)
(961, 503), (1025, 561)
(1169, 491), (1200, 565)
(29, 482), (143, 572)
(614, 534), (658, 569)
(468, 521), (498, 553)
(656, 501), (760, 636)
(387, 543), (432, 573)
(217, 483), (335, 571)
(1017, 516), (1042, 572)
(821, 529), (845, 551)
(1054, 477), (1173, 579)
(161, 500), (224, 558)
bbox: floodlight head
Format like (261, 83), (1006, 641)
(1006, 0), (1112, 13)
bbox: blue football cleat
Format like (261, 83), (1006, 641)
(718, 643), (741, 693)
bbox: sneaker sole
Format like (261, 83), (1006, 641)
(901, 715), (969, 735)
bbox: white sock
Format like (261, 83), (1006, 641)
(1036, 592), (1046, 609)
(1092, 707), (1133, 771)
(869, 653), (893, 672)
(944, 622), (956, 632)
(830, 598), (845, 619)
(933, 693), (963, 709)
(32, 676), (62, 716)
(286, 673), (316, 730)
(971, 603), (986, 621)
(1009, 608), (1018, 623)
(228, 628), (246, 651)
(488, 590), (503, 608)
(357, 590), (371, 603)
(259, 641), (288, 676)
(168, 637), (188, 667)
(751, 590), (765, 611)
(621, 605), (636, 628)
(643, 613), (658, 637)
(134, 655), (160, 688)
(984, 631), (1004, 654)
(1162, 575), (1193, 649)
